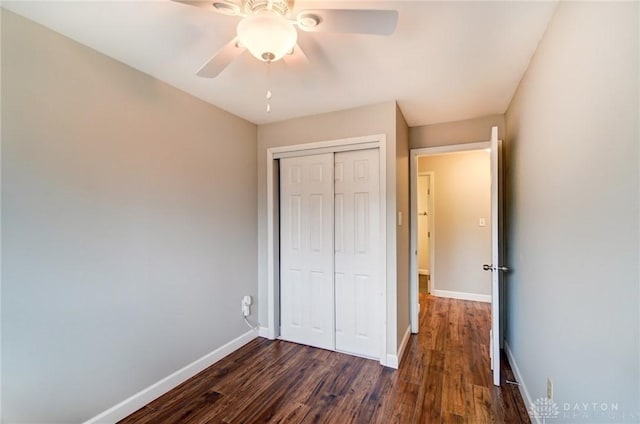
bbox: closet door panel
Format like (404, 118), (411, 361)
(334, 149), (381, 358)
(279, 154), (334, 350)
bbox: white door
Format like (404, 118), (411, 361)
(334, 149), (381, 358)
(279, 154), (334, 350)
(417, 174), (430, 276)
(487, 126), (506, 386)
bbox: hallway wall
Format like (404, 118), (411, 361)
(418, 151), (492, 298)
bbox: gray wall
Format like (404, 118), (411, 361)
(257, 101), (404, 358)
(418, 152), (491, 297)
(395, 105), (410, 348)
(2, 11), (257, 423)
(505, 1), (639, 420)
(410, 114), (505, 149)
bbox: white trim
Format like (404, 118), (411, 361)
(385, 353), (399, 369)
(398, 325), (411, 365)
(265, 134), (388, 366)
(266, 154), (277, 339)
(416, 172), (434, 293)
(385, 326), (411, 369)
(273, 141), (379, 159)
(409, 141), (491, 333)
(269, 134), (382, 155)
(409, 153), (419, 332)
(426, 172), (435, 294)
(505, 342), (539, 424)
(378, 137), (388, 366)
(430, 289), (491, 303)
(83, 330), (258, 424)
(258, 326), (271, 338)
(490, 130), (500, 385)
(412, 141), (491, 156)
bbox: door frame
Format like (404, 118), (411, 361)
(417, 171), (434, 289)
(489, 128), (505, 386)
(265, 134), (389, 366)
(409, 141), (491, 333)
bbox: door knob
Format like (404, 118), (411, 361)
(483, 264), (510, 272)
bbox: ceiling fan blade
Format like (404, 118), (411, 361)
(196, 38), (245, 78)
(172, 0), (243, 16)
(282, 44), (310, 68)
(172, 1), (216, 11)
(295, 9), (398, 35)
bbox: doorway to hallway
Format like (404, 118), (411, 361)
(410, 126), (506, 386)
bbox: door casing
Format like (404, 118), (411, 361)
(409, 137), (503, 386)
(409, 140), (492, 334)
(417, 172), (434, 285)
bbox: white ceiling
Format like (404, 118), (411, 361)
(2, 0), (558, 126)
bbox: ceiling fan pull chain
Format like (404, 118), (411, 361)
(266, 60), (272, 113)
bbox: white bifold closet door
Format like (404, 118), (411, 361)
(280, 149), (380, 359)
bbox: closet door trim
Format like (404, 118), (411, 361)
(266, 134), (389, 367)
(273, 141), (380, 159)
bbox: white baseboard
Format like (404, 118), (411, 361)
(83, 329), (258, 424)
(258, 326), (272, 339)
(385, 325), (411, 369)
(504, 341), (538, 424)
(430, 289), (491, 303)
(385, 353), (398, 368)
(419, 269), (430, 276)
(397, 325), (412, 366)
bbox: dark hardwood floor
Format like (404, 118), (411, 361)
(120, 294), (530, 423)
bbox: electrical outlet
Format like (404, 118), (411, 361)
(242, 295), (252, 317)
(547, 377), (553, 400)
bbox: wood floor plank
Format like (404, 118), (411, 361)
(441, 411), (467, 424)
(331, 359), (383, 423)
(418, 370), (444, 423)
(473, 385), (495, 423)
(365, 366), (399, 424)
(399, 346), (424, 384)
(119, 294), (530, 424)
(379, 380), (421, 424)
(213, 345), (319, 422)
(441, 373), (474, 417)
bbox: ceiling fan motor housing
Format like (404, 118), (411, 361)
(243, 0), (295, 17)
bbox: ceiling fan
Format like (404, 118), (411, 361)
(175, 0), (399, 78)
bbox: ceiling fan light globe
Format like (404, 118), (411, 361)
(237, 11), (298, 62)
